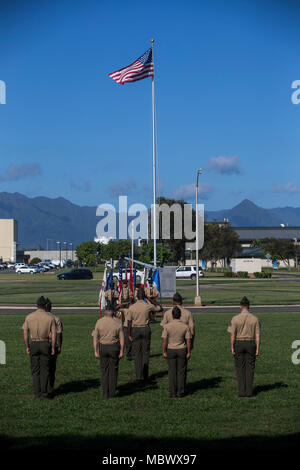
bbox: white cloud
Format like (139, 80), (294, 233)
(172, 183), (213, 200)
(207, 156), (242, 175)
(70, 179), (91, 192)
(273, 182), (300, 193)
(0, 163), (42, 182)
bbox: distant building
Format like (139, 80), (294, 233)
(0, 219), (18, 262)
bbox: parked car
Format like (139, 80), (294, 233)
(14, 263), (27, 270)
(30, 265), (45, 273)
(176, 265), (204, 280)
(57, 268), (93, 280)
(113, 268), (144, 283)
(16, 266), (38, 274)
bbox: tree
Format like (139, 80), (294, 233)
(200, 224), (241, 271)
(252, 238), (295, 270)
(153, 196), (197, 263)
(30, 257), (41, 265)
(75, 241), (102, 266)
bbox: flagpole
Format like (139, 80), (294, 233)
(151, 38), (157, 267)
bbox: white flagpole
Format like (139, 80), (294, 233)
(151, 38), (157, 267)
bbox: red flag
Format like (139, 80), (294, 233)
(129, 258), (133, 297)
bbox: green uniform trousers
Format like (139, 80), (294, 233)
(234, 340), (256, 397)
(99, 343), (120, 398)
(123, 327), (133, 360)
(30, 341), (51, 398)
(167, 348), (187, 397)
(131, 326), (151, 380)
(48, 345), (59, 393)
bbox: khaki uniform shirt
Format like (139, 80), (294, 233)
(161, 306), (194, 330)
(121, 286), (130, 302)
(22, 308), (56, 342)
(162, 320), (192, 349)
(145, 286), (159, 299)
(48, 315), (63, 343)
(128, 300), (161, 327)
(227, 310), (261, 340)
(92, 316), (124, 345)
(105, 289), (119, 303)
(119, 308), (130, 327)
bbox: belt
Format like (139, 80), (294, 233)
(31, 339), (49, 342)
(235, 339), (254, 341)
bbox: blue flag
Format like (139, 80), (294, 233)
(106, 269), (113, 290)
(152, 269), (160, 293)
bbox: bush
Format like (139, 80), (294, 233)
(237, 271), (248, 278)
(254, 271), (272, 278)
(30, 257), (41, 265)
(224, 270), (234, 277)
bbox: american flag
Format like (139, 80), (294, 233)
(109, 48), (154, 85)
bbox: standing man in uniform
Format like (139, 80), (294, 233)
(92, 302), (124, 398)
(162, 306), (192, 398)
(45, 298), (63, 395)
(116, 298), (134, 361)
(22, 296), (56, 399)
(227, 296), (261, 398)
(105, 282), (119, 310)
(161, 292), (195, 344)
(120, 279), (130, 304)
(145, 279), (159, 304)
(127, 287), (162, 381)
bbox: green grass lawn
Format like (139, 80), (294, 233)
(1, 274), (300, 306)
(0, 312), (299, 455)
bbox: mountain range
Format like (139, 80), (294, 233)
(0, 192), (299, 249)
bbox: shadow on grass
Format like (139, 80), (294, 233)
(253, 382), (288, 396)
(54, 378), (100, 396)
(1, 433), (299, 459)
(186, 376), (222, 395)
(117, 370), (169, 397)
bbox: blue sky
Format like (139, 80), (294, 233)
(1, 0), (300, 211)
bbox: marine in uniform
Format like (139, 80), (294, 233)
(22, 296), (56, 399)
(127, 287), (162, 381)
(145, 280), (159, 303)
(161, 292), (195, 341)
(116, 299), (134, 361)
(45, 298), (63, 395)
(162, 306), (192, 398)
(120, 280), (130, 304)
(105, 282), (119, 310)
(227, 296), (261, 398)
(92, 303), (124, 398)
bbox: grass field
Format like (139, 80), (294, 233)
(1, 311), (299, 457)
(0, 272), (300, 306)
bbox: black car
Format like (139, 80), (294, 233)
(57, 268), (93, 280)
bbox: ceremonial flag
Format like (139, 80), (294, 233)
(106, 269), (113, 290)
(109, 48), (154, 85)
(152, 269), (160, 293)
(133, 262), (136, 290)
(146, 268), (153, 288)
(140, 268), (146, 288)
(118, 258), (123, 295)
(99, 266), (107, 315)
(129, 258), (133, 296)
